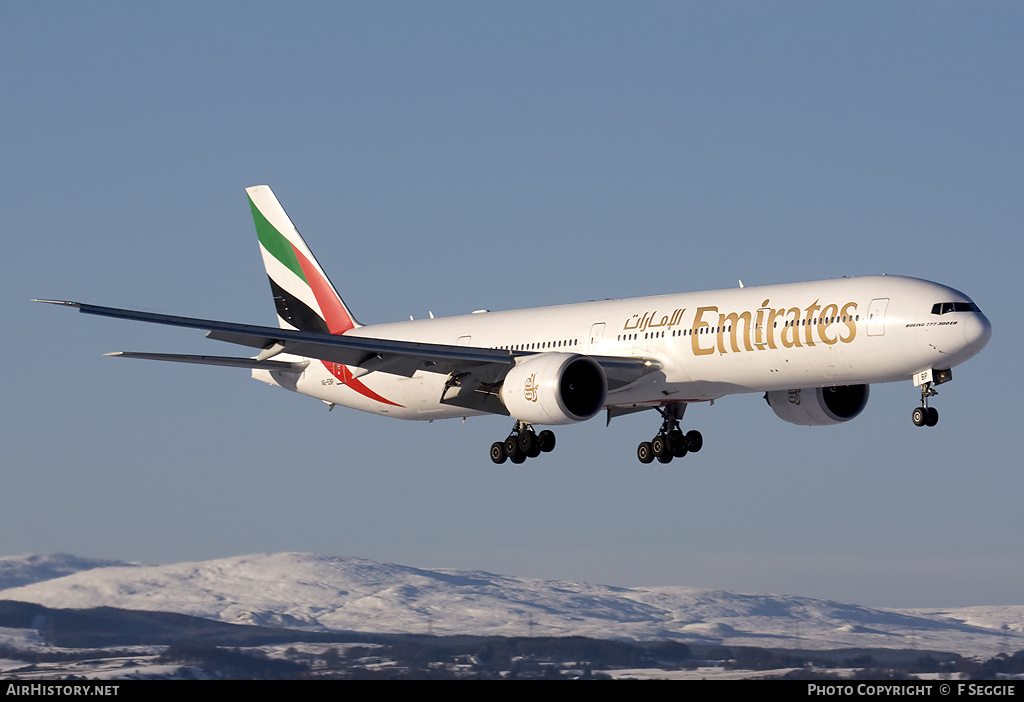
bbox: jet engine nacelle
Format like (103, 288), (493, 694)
(500, 353), (607, 425)
(766, 384), (869, 426)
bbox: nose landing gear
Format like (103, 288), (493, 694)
(911, 369), (952, 428)
(912, 381), (939, 427)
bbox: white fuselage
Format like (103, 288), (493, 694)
(253, 275), (991, 422)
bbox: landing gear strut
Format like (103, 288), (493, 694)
(912, 381), (939, 427)
(637, 404), (702, 464)
(490, 420), (556, 464)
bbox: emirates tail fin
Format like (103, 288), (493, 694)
(246, 185), (360, 334)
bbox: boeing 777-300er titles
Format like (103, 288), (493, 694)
(36, 186), (992, 464)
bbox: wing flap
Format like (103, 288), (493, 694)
(592, 355), (663, 391)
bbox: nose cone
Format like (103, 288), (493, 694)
(964, 311), (992, 351)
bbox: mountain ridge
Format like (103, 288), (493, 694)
(1, 552), (1020, 655)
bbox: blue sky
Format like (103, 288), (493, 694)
(3, 2), (1022, 610)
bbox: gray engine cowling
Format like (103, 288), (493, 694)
(765, 384), (869, 426)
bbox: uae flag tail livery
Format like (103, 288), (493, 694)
(249, 186), (358, 335)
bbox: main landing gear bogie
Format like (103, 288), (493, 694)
(637, 404), (702, 465)
(637, 429), (702, 464)
(490, 421), (555, 464)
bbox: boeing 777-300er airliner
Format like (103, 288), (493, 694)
(36, 186), (992, 464)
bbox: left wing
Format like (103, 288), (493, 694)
(35, 299), (516, 382)
(34, 300), (660, 402)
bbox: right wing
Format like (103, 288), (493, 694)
(103, 351), (309, 372)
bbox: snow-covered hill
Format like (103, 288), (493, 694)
(1, 552), (1020, 655)
(0, 553), (136, 591)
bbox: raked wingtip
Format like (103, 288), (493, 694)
(32, 299), (82, 308)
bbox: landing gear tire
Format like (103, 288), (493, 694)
(912, 406), (940, 427)
(490, 442), (507, 464)
(637, 441), (654, 464)
(685, 430), (703, 453)
(651, 435), (669, 460)
(912, 407), (926, 426)
(518, 430), (536, 456)
(538, 430), (556, 453)
(668, 429), (688, 458)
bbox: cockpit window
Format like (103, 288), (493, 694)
(931, 301), (980, 315)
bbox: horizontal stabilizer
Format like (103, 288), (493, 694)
(105, 352), (309, 372)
